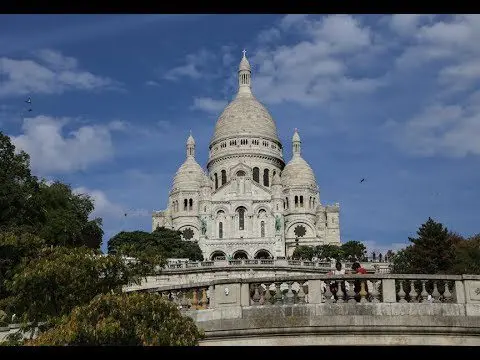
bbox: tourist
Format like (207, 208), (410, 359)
(352, 262), (368, 301)
(327, 261), (348, 300)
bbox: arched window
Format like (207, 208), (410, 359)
(253, 167), (259, 183)
(237, 207), (246, 230)
(294, 196), (298, 208)
(204, 206), (207, 213)
(189, 198), (193, 210)
(221, 170), (227, 186)
(260, 221), (265, 238)
(263, 169), (269, 187)
(184, 199), (187, 211)
(236, 170), (246, 177)
(300, 196), (304, 208)
(214, 173), (218, 190)
(219, 222), (223, 239)
(285, 197), (289, 209)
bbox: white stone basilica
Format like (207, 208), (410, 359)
(152, 52), (341, 260)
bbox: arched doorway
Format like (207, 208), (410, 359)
(210, 251), (226, 261)
(233, 250), (249, 260)
(254, 249), (273, 259)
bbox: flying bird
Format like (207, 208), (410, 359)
(360, 178), (365, 183)
(25, 97), (31, 104)
(28, 108), (32, 112)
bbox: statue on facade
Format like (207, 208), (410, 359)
(275, 215), (282, 232)
(201, 217), (207, 235)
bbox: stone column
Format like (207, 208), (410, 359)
(382, 279), (396, 303)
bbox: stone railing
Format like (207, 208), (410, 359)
(163, 259), (381, 272)
(132, 273), (480, 312)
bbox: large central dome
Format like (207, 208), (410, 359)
(210, 51), (280, 146)
(211, 96), (280, 144)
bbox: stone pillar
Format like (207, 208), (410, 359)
(382, 279), (396, 303)
(455, 280), (466, 304)
(214, 283), (242, 307)
(240, 283), (250, 306)
(308, 280), (322, 304)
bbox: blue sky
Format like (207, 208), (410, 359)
(1, 14), (479, 254)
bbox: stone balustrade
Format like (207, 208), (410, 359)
(127, 273), (480, 345)
(128, 273), (480, 310)
(163, 259), (374, 272)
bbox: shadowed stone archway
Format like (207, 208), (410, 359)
(210, 251), (226, 260)
(254, 249), (273, 259)
(233, 250), (249, 259)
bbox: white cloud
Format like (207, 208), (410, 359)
(164, 49), (215, 81)
(0, 49), (121, 97)
(380, 15), (480, 158)
(10, 115), (125, 175)
(145, 80), (160, 86)
(256, 28), (281, 44)
(248, 15), (385, 105)
(191, 97), (227, 114)
(394, 15), (480, 92)
(385, 101), (480, 157)
(73, 186), (124, 220)
(279, 14), (309, 31)
(388, 14), (433, 36)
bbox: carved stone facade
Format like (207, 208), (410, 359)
(152, 52), (341, 260)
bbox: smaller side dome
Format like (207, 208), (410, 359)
(172, 158), (205, 191)
(172, 132), (204, 191)
(272, 171), (282, 186)
(281, 156), (317, 188)
(282, 128), (317, 188)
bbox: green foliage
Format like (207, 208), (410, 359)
(390, 218), (480, 275)
(451, 234), (480, 275)
(292, 245), (316, 260)
(341, 240), (367, 262)
(108, 227), (203, 261)
(403, 217), (455, 274)
(35, 181), (103, 249)
(315, 244), (344, 261)
(27, 292), (204, 346)
(0, 231), (46, 302)
(0, 131), (39, 231)
(6, 246), (157, 327)
(0, 132), (103, 250)
(0, 309), (7, 326)
(390, 246), (414, 274)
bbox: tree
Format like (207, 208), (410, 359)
(0, 132), (39, 231)
(27, 292), (204, 346)
(292, 245), (316, 260)
(404, 218), (455, 274)
(0, 231), (45, 304)
(108, 228), (203, 261)
(451, 234), (480, 275)
(315, 244), (344, 261)
(5, 246), (158, 328)
(390, 246), (414, 274)
(35, 182), (103, 249)
(0, 133), (103, 249)
(341, 241), (367, 262)
(385, 250), (395, 262)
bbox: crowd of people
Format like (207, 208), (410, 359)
(326, 260), (370, 301)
